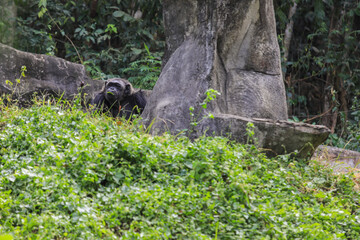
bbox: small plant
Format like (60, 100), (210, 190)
(245, 122), (257, 145)
(2, 65), (27, 106)
(97, 24), (118, 47)
(326, 93), (360, 151)
(5, 65), (27, 97)
(189, 88), (220, 133)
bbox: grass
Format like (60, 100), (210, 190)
(0, 97), (360, 239)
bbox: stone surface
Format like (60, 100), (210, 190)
(312, 145), (360, 172)
(142, 0), (288, 134)
(0, 43), (103, 103)
(202, 114), (330, 158)
(142, 0), (330, 158)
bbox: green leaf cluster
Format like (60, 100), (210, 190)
(122, 43), (162, 89)
(0, 101), (359, 239)
(10, 0), (163, 84)
(275, 0), (360, 149)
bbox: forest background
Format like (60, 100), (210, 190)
(1, 0), (360, 151)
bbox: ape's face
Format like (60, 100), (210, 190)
(104, 79), (131, 104)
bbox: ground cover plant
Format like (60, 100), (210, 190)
(0, 98), (360, 239)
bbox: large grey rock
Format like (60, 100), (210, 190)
(0, 43), (103, 102)
(144, 0), (287, 130)
(202, 114), (330, 158)
(142, 0), (330, 157)
(312, 145), (360, 172)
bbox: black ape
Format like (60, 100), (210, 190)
(92, 78), (146, 120)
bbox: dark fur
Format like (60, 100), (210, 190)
(92, 78), (146, 120)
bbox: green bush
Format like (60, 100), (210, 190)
(0, 100), (360, 239)
(122, 43), (161, 89)
(325, 94), (360, 152)
(11, 0), (164, 83)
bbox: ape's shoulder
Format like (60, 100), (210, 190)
(92, 91), (106, 106)
(132, 90), (147, 108)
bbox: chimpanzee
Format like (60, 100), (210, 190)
(92, 78), (147, 120)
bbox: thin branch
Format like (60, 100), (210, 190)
(46, 11), (83, 64)
(304, 107), (333, 123)
(283, 1), (297, 61)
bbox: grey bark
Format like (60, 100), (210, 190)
(0, 0), (16, 46)
(283, 1), (297, 62)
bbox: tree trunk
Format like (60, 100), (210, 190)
(0, 0), (17, 46)
(283, 1), (297, 117)
(283, 1), (297, 63)
(321, 3), (340, 129)
(321, 3), (348, 131)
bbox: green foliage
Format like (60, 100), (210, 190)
(0, 234), (13, 240)
(122, 43), (162, 89)
(11, 0), (164, 80)
(0, 100), (360, 239)
(245, 122), (257, 145)
(5, 65), (27, 97)
(325, 93), (360, 151)
(189, 89), (220, 133)
(0, 0), (16, 45)
(275, 0), (360, 151)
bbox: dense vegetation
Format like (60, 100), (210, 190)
(0, 1), (360, 239)
(0, 99), (360, 239)
(274, 0), (360, 150)
(0, 0), (163, 89)
(1, 0), (359, 150)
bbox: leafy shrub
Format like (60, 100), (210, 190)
(325, 94), (360, 151)
(0, 99), (360, 239)
(11, 0), (164, 81)
(275, 0), (360, 144)
(122, 43), (162, 89)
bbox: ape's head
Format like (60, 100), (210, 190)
(104, 78), (134, 104)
